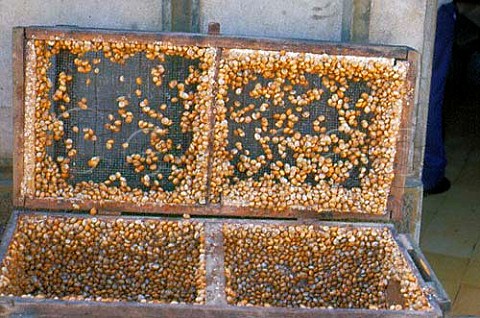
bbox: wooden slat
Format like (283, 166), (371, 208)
(404, 50), (421, 178)
(9, 211), (394, 229)
(23, 197), (391, 221)
(12, 28), (26, 208)
(397, 234), (451, 314)
(387, 50), (420, 222)
(205, 24), (222, 205)
(205, 222), (226, 305)
(0, 297), (440, 318)
(25, 26), (409, 59)
(393, 232), (444, 318)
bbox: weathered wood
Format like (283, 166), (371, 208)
(401, 178), (424, 243)
(7, 210), (395, 229)
(208, 22), (221, 36)
(12, 27), (26, 208)
(396, 50), (423, 242)
(0, 297), (440, 318)
(405, 50), (421, 177)
(388, 51), (420, 222)
(205, 36), (223, 204)
(25, 26), (410, 59)
(23, 197), (391, 221)
(205, 222), (226, 305)
(397, 234), (451, 314)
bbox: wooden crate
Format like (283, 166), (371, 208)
(1, 25), (449, 317)
(0, 212), (447, 317)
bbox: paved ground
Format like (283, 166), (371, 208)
(420, 75), (480, 317)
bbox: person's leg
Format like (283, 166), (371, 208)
(423, 3), (456, 193)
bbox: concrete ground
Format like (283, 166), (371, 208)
(421, 135), (480, 317)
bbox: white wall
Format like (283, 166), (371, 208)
(199, 0), (344, 41)
(0, 0), (164, 166)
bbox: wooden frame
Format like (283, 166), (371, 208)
(12, 27), (26, 208)
(13, 26), (418, 224)
(388, 50), (420, 222)
(22, 197), (392, 221)
(0, 298), (442, 318)
(0, 210), (443, 317)
(25, 26), (409, 59)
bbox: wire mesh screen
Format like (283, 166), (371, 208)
(210, 49), (408, 215)
(20, 32), (410, 216)
(23, 39), (216, 207)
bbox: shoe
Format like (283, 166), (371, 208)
(424, 177), (451, 196)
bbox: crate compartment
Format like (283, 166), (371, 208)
(223, 223), (431, 311)
(0, 215), (443, 317)
(19, 36), (216, 207)
(0, 214), (206, 304)
(210, 48), (410, 216)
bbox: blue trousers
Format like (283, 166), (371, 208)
(422, 3), (456, 191)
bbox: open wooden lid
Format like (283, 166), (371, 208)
(13, 25), (418, 222)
